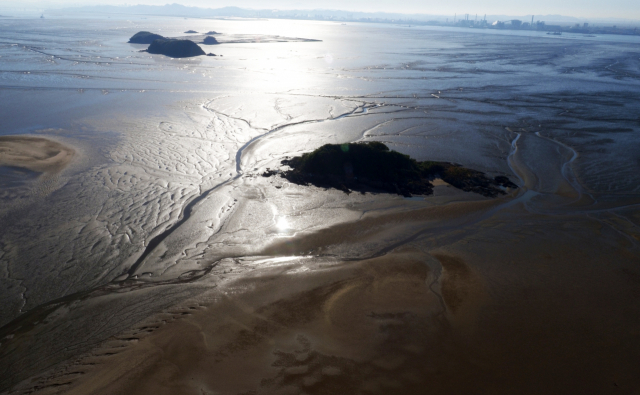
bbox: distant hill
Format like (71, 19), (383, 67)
(48, 4), (640, 26)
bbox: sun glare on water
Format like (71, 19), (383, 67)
(276, 216), (290, 231)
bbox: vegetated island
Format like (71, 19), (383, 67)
(147, 38), (205, 58)
(128, 31), (165, 44)
(263, 142), (518, 198)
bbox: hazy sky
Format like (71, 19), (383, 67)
(5, 0), (640, 19)
(196, 0), (639, 19)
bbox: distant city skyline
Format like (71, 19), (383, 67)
(1, 0), (639, 20)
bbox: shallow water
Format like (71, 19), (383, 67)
(1, 14), (640, 392)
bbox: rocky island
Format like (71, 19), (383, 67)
(128, 31), (165, 44)
(146, 38), (205, 58)
(264, 142), (517, 197)
(203, 36), (219, 45)
(129, 31), (207, 57)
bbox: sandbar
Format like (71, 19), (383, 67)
(0, 136), (75, 175)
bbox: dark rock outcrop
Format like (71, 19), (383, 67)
(128, 31), (165, 44)
(203, 36), (219, 45)
(264, 142), (518, 198)
(147, 39), (205, 58)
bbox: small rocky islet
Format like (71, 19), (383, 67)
(146, 38), (205, 57)
(263, 142), (518, 197)
(203, 36), (219, 45)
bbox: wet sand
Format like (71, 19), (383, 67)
(2, 108), (640, 395)
(0, 136), (75, 176)
(17, 198), (640, 395)
(4, 127), (639, 394)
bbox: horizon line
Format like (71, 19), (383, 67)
(43, 3), (640, 23)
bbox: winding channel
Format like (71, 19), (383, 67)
(126, 100), (374, 278)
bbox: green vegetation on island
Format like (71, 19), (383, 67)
(128, 31), (165, 44)
(147, 39), (205, 58)
(264, 142), (517, 197)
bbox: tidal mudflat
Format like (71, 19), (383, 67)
(0, 15), (639, 394)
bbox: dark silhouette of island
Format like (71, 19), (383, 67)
(205, 30), (219, 34)
(128, 31), (165, 44)
(203, 36), (219, 44)
(147, 39), (205, 58)
(264, 142), (517, 197)
(184, 30), (198, 33)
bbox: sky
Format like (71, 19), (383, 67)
(2, 0), (639, 20)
